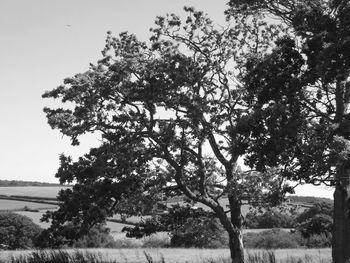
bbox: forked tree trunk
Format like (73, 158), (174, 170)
(214, 199), (244, 263)
(333, 165), (350, 263)
(228, 230), (245, 263)
(229, 198), (244, 263)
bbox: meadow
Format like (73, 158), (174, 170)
(0, 248), (332, 263)
(0, 186), (332, 263)
(9, 210), (131, 231)
(0, 199), (57, 211)
(0, 186), (246, 233)
(0, 186), (71, 198)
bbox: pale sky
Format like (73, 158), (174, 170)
(0, 0), (333, 199)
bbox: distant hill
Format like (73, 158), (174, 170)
(0, 180), (60, 187)
(287, 195), (333, 205)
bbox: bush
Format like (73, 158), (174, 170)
(72, 225), (117, 248)
(0, 212), (42, 249)
(296, 202), (333, 223)
(142, 232), (171, 248)
(170, 216), (228, 248)
(304, 233), (332, 248)
(297, 214), (333, 238)
(245, 209), (295, 229)
(123, 204), (228, 248)
(36, 223), (117, 249)
(113, 236), (143, 248)
(294, 202), (333, 248)
(243, 229), (302, 249)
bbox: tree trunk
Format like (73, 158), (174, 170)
(332, 165), (350, 263)
(229, 230), (245, 263)
(213, 198), (244, 263)
(229, 198), (244, 263)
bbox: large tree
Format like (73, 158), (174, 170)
(43, 7), (292, 263)
(226, 1), (350, 262)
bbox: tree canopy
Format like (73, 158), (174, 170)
(42, 6), (295, 263)
(41, 2), (350, 261)
(226, 1), (350, 262)
(225, 0), (350, 185)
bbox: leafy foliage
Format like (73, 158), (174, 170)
(296, 202), (333, 224)
(304, 233), (332, 248)
(42, 4), (299, 262)
(0, 212), (42, 249)
(226, 0), (350, 184)
(123, 204), (228, 248)
(40, 142), (160, 245)
(36, 223), (117, 248)
(225, 2), (350, 260)
(72, 224), (117, 248)
(296, 203), (333, 239)
(42, 1), (350, 260)
(244, 208), (295, 229)
(243, 229), (302, 249)
(298, 213), (333, 237)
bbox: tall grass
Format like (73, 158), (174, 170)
(247, 251), (276, 263)
(246, 250), (331, 263)
(0, 250), (116, 263)
(0, 249), (332, 263)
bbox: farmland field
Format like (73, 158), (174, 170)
(106, 220), (134, 232)
(14, 211), (52, 228)
(0, 248), (332, 263)
(0, 186), (71, 198)
(15, 208), (280, 234)
(0, 199), (57, 211)
(12, 210), (130, 232)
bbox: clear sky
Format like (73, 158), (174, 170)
(0, 0), (333, 199)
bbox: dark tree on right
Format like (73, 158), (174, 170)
(226, 1), (350, 262)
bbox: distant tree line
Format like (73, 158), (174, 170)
(0, 180), (60, 187)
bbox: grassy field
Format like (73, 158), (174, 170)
(14, 211), (52, 228)
(0, 248), (331, 263)
(0, 186), (71, 198)
(10, 210), (128, 231)
(11, 210), (130, 231)
(0, 186), (286, 234)
(12, 210), (275, 234)
(0, 186), (303, 236)
(0, 199), (57, 211)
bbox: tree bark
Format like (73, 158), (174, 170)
(229, 198), (244, 263)
(228, 230), (245, 263)
(213, 200), (244, 263)
(332, 165), (350, 263)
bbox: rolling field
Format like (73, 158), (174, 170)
(106, 221), (133, 232)
(0, 248), (332, 263)
(0, 199), (57, 211)
(0, 186), (304, 236)
(12, 210), (130, 231)
(0, 186), (71, 198)
(14, 211), (52, 228)
(0, 186), (245, 233)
